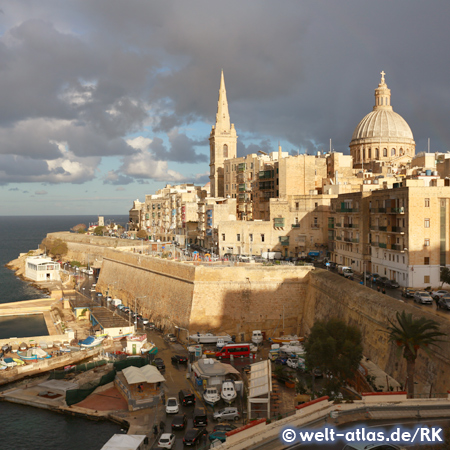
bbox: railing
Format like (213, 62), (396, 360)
(373, 207), (386, 213)
(335, 222), (342, 227)
(388, 207), (405, 214)
(352, 238), (360, 243)
(379, 226), (387, 231)
(391, 226), (405, 233)
(378, 243), (387, 248)
(292, 224), (300, 228)
(337, 208), (360, 213)
(311, 224), (320, 229)
(344, 237), (352, 242)
(391, 244), (402, 251)
(328, 223), (334, 229)
(336, 236), (342, 240)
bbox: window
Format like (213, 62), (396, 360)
(249, 234), (253, 242)
(226, 185), (228, 191)
(295, 217), (298, 224)
(383, 148), (387, 157)
(261, 234), (265, 242)
(425, 239), (430, 246)
(222, 234), (225, 241)
(425, 218), (430, 228)
(315, 202), (318, 207)
(424, 257), (430, 265)
(237, 234), (240, 242)
(424, 276), (430, 284)
(425, 198), (430, 207)
(391, 148), (396, 156)
(223, 144), (228, 158)
(295, 202), (299, 209)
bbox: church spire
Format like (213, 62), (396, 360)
(215, 70), (231, 131)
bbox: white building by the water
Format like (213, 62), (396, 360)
(25, 256), (60, 282)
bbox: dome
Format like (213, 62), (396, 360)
(350, 71), (414, 147)
(351, 109), (414, 143)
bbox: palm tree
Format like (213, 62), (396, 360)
(386, 311), (445, 398)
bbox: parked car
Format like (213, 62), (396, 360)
(413, 291), (433, 304)
(179, 389), (196, 406)
(438, 296), (450, 310)
(171, 355), (188, 364)
(183, 428), (207, 446)
(401, 288), (415, 298)
(148, 322), (155, 330)
(371, 273), (380, 282)
(141, 317), (149, 325)
(166, 333), (177, 342)
(432, 290), (450, 300)
(171, 414), (187, 430)
(166, 397), (180, 414)
(213, 423), (237, 433)
(213, 407), (240, 421)
(273, 357), (288, 365)
(376, 276), (389, 286)
(153, 357), (165, 371)
(158, 433), (175, 449)
(208, 431), (227, 443)
(385, 279), (400, 289)
(287, 357), (305, 370)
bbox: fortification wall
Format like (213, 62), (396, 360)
(96, 249), (196, 331)
(190, 265), (309, 340)
(305, 270), (450, 394)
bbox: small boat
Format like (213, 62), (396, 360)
(252, 330), (263, 345)
(2, 358), (17, 368)
(13, 358), (25, 365)
(0, 361), (7, 370)
(18, 348), (51, 361)
(19, 342), (28, 351)
(39, 342), (48, 350)
(203, 386), (221, 405)
(189, 332), (233, 344)
(79, 335), (105, 348)
(216, 338), (226, 349)
(280, 342), (305, 356)
(221, 380), (237, 404)
(270, 335), (304, 344)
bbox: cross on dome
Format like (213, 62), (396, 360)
(380, 70), (386, 84)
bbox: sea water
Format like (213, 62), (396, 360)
(0, 215), (128, 450)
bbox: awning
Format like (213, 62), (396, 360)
(308, 251), (320, 256)
(122, 364), (165, 385)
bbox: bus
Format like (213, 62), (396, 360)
(216, 343), (251, 359)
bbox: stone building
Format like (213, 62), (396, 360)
(350, 72), (415, 170)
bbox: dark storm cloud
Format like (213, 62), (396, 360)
(1, 0), (450, 189)
(149, 132), (207, 163)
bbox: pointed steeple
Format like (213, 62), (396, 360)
(215, 70), (231, 131)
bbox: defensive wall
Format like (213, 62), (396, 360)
(95, 248), (309, 340)
(38, 233), (450, 394)
(305, 270), (450, 394)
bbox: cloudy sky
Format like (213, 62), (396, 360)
(1, 1), (450, 215)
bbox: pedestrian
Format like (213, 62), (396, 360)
(382, 288), (386, 295)
(160, 420), (165, 432)
(377, 285), (380, 292)
(153, 425), (158, 437)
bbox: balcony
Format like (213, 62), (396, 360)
(388, 207), (405, 214)
(352, 238), (360, 243)
(336, 236), (342, 241)
(328, 223), (334, 229)
(344, 223), (359, 228)
(311, 224), (320, 229)
(379, 226), (387, 232)
(373, 207), (386, 213)
(335, 222), (342, 227)
(274, 218), (285, 228)
(378, 243), (387, 248)
(344, 237), (352, 242)
(391, 226), (405, 233)
(292, 224), (300, 228)
(279, 236), (289, 246)
(391, 244), (402, 251)
(337, 207), (359, 213)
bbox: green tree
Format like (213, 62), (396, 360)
(93, 226), (105, 236)
(304, 318), (363, 396)
(386, 311), (445, 398)
(440, 267), (450, 288)
(136, 230), (148, 240)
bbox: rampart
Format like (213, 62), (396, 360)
(37, 233), (450, 394)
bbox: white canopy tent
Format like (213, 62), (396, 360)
(101, 434), (147, 450)
(122, 364), (165, 385)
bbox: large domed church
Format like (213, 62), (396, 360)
(350, 72), (415, 169)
